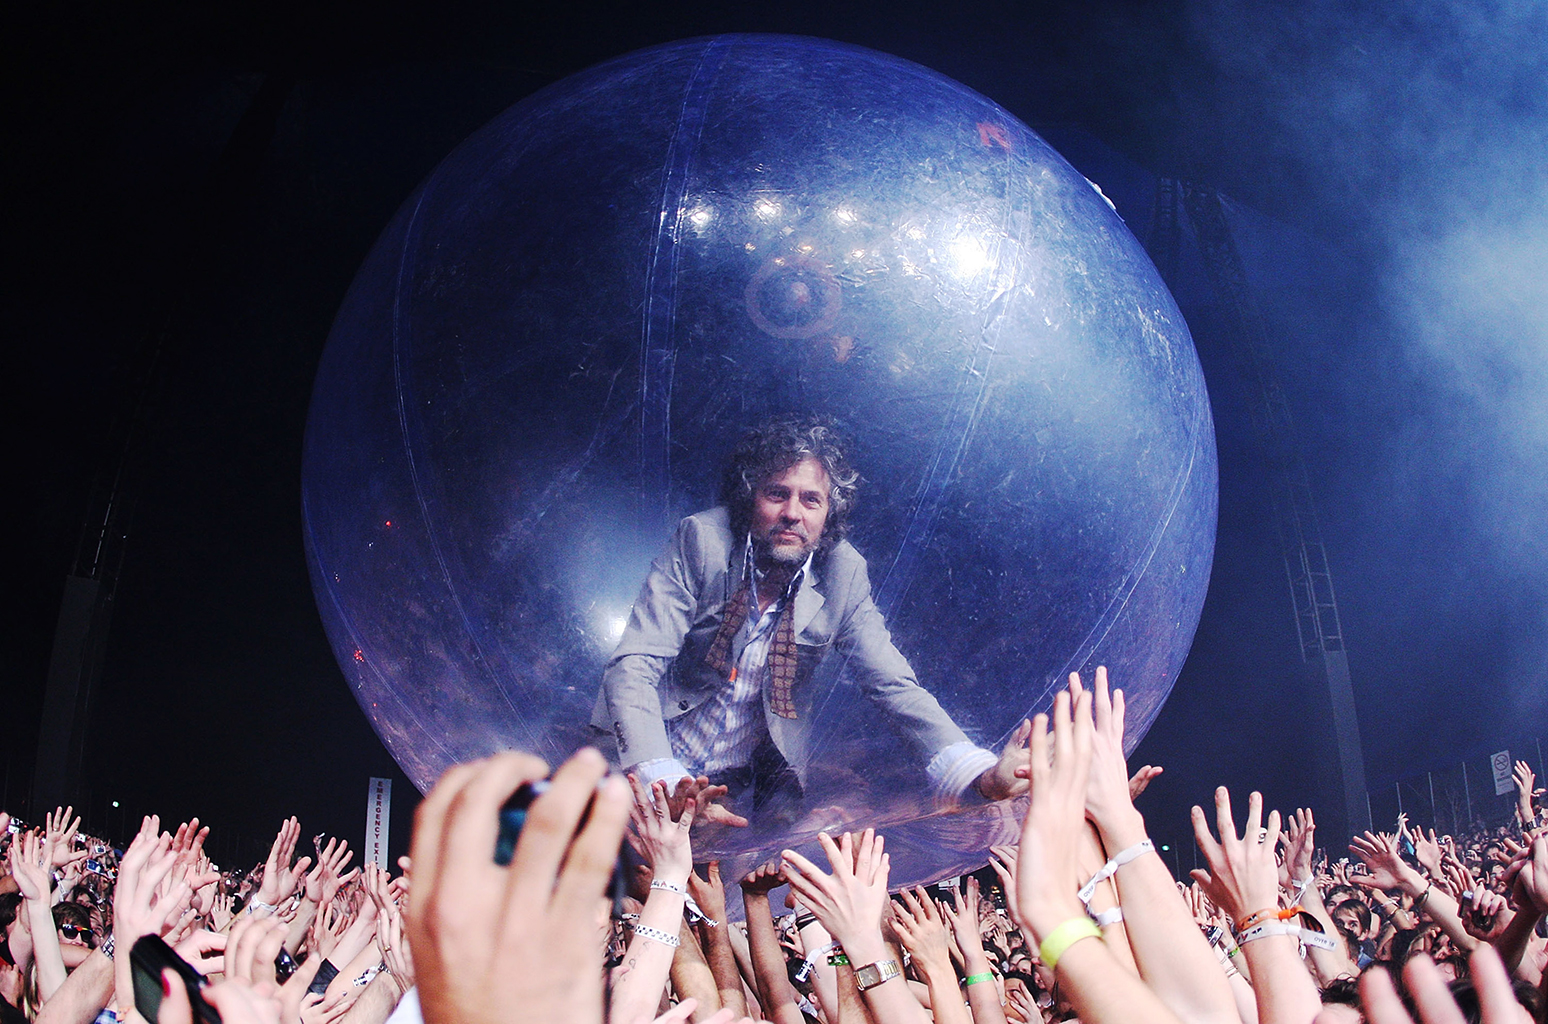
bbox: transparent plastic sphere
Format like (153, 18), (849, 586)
(302, 34), (1216, 887)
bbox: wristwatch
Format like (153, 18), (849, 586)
(854, 958), (902, 991)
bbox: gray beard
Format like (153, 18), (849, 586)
(753, 531), (813, 566)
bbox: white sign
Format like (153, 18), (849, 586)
(1491, 751), (1514, 797)
(366, 778), (392, 869)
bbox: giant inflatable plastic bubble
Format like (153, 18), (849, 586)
(303, 35), (1217, 887)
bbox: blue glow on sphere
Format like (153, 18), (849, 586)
(303, 35), (1216, 887)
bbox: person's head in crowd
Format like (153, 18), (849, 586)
(1331, 896), (1373, 942)
(0, 895), (21, 966)
(1442, 973), (1543, 1023)
(50, 903), (94, 968)
(1318, 976), (1363, 1023)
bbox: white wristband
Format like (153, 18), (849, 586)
(1236, 920), (1337, 951)
(631, 923), (682, 948)
(1092, 906), (1124, 928)
(1078, 839), (1155, 904)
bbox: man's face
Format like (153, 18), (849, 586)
(751, 456), (830, 564)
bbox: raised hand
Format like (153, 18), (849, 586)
(1348, 832), (1423, 893)
(890, 888), (954, 974)
(1128, 765), (1164, 802)
(299, 987), (361, 1024)
(1356, 946), (1519, 1024)
(1015, 689), (1093, 941)
(309, 902), (350, 961)
(987, 845), (1023, 929)
(254, 818), (312, 909)
(1189, 788), (1281, 925)
(11, 829), (54, 902)
(628, 776), (696, 882)
(781, 831), (890, 958)
(1412, 826), (1443, 878)
(940, 876), (988, 956)
(739, 860), (787, 895)
(1514, 761), (1541, 826)
(304, 838), (358, 907)
(45, 805), (81, 866)
(210, 891), (236, 932)
(1076, 668), (1139, 837)
(406, 748), (630, 1024)
(686, 861), (729, 925)
(375, 889), (415, 996)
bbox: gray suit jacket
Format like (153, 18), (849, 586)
(592, 507), (971, 782)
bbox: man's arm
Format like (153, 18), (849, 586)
(827, 553), (1006, 804)
(599, 516), (708, 774)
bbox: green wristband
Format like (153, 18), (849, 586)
(964, 971), (995, 986)
(828, 952), (851, 967)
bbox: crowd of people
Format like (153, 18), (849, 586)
(2, 671), (1545, 1024)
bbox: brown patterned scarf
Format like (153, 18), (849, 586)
(703, 561), (801, 719)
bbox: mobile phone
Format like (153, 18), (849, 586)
(275, 948), (299, 984)
(495, 781), (549, 865)
(85, 859), (103, 875)
(496, 779), (630, 905)
(130, 935), (221, 1024)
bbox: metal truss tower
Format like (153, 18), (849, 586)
(1147, 180), (1371, 836)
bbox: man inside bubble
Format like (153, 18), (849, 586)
(593, 414), (1029, 829)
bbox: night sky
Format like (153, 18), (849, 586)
(9, 0), (1547, 871)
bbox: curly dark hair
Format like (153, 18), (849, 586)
(720, 414), (861, 551)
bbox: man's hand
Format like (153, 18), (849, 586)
(666, 775), (748, 829)
(976, 719), (1032, 802)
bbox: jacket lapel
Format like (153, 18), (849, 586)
(792, 558), (825, 640)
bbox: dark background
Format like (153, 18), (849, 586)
(7, 0), (1547, 869)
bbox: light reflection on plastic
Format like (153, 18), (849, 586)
(948, 236), (991, 279)
(754, 198), (781, 221)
